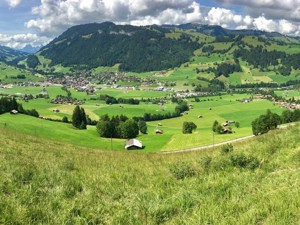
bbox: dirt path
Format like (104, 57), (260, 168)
(158, 135), (255, 154)
(158, 122), (297, 154)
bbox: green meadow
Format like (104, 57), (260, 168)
(0, 93), (285, 152)
(1, 120), (300, 224)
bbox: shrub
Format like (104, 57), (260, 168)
(221, 144), (234, 154)
(230, 153), (260, 170)
(169, 161), (196, 180)
(199, 156), (212, 169)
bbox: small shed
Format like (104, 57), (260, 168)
(125, 139), (143, 150)
(10, 110), (18, 114)
(155, 129), (163, 134)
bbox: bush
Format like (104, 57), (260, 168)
(230, 153), (260, 170)
(199, 156), (212, 169)
(169, 161), (196, 180)
(221, 144), (234, 154)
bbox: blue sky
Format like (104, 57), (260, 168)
(0, 0), (299, 48)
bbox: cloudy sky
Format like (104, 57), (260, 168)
(1, 0), (300, 49)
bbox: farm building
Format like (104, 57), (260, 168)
(155, 129), (163, 134)
(125, 139), (143, 150)
(10, 110), (18, 114)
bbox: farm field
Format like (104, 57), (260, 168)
(0, 92), (285, 152)
(275, 90), (300, 100)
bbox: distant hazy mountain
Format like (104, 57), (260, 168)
(0, 45), (29, 63)
(21, 45), (41, 54)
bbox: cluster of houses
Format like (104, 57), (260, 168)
(275, 101), (300, 110)
(50, 96), (85, 105)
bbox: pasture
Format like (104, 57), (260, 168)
(0, 90), (285, 152)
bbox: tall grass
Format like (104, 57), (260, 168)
(0, 124), (300, 224)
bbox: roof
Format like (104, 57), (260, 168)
(125, 139), (142, 149)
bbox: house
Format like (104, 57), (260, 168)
(223, 128), (232, 134)
(125, 139), (143, 150)
(155, 129), (163, 134)
(10, 110), (18, 114)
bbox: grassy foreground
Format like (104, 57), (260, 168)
(1, 124), (300, 224)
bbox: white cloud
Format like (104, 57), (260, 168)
(0, 33), (51, 49)
(205, 7), (247, 28)
(253, 16), (277, 32)
(26, 0), (204, 36)
(216, 0), (300, 22)
(6, 0), (22, 8)
(205, 7), (300, 36)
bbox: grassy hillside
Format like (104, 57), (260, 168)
(1, 123), (300, 224)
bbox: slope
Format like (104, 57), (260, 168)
(1, 122), (300, 224)
(38, 22), (200, 72)
(0, 45), (29, 62)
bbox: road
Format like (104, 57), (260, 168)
(158, 122), (297, 155)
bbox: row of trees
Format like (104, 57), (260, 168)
(141, 102), (189, 122)
(96, 114), (147, 139)
(251, 109), (300, 135)
(0, 97), (39, 117)
(99, 94), (140, 105)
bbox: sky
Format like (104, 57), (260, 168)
(1, 0), (300, 49)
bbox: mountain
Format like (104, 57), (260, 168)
(0, 45), (29, 63)
(21, 44), (41, 54)
(38, 22), (200, 72)
(164, 23), (300, 43)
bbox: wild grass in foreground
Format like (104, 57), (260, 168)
(0, 124), (300, 224)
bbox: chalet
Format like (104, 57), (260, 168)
(223, 128), (232, 134)
(125, 139), (143, 150)
(10, 110), (18, 114)
(155, 129), (163, 134)
(222, 122), (229, 127)
(241, 98), (250, 103)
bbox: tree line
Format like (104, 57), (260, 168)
(99, 94), (140, 105)
(96, 114), (147, 139)
(252, 109), (300, 135)
(0, 97), (39, 117)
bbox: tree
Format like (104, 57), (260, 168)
(62, 116), (69, 123)
(138, 120), (147, 134)
(96, 120), (113, 137)
(235, 121), (240, 128)
(281, 109), (293, 123)
(80, 107), (87, 129)
(119, 119), (139, 139)
(72, 106), (87, 129)
(251, 110), (281, 135)
(182, 122), (197, 134)
(72, 106), (82, 129)
(212, 120), (219, 132)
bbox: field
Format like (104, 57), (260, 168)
(0, 63), (42, 83)
(275, 90), (300, 100)
(0, 90), (285, 152)
(1, 121), (300, 224)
